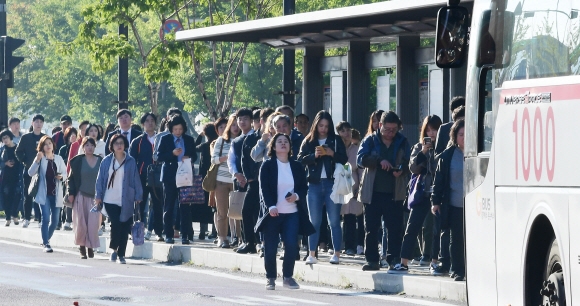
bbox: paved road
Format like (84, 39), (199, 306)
(0, 239), (460, 306)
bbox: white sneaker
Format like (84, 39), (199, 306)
(305, 255), (318, 265)
(380, 258), (389, 268)
(329, 254), (340, 265)
(22, 220), (29, 228)
(328, 249), (335, 255)
(356, 245), (364, 255)
(100, 225), (106, 232)
(63, 222), (72, 231)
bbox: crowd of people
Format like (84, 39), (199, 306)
(0, 97), (468, 289)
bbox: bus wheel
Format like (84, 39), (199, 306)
(540, 238), (565, 306)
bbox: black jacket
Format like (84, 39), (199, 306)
(434, 121), (453, 155)
(104, 128), (142, 156)
(129, 132), (155, 181)
(254, 157), (315, 236)
(431, 145), (459, 229)
(196, 141), (211, 178)
(15, 132), (46, 169)
(157, 133), (197, 184)
(297, 134), (348, 184)
(241, 132), (261, 182)
(67, 154), (103, 196)
(52, 131), (66, 154)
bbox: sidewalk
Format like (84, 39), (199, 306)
(0, 221), (466, 303)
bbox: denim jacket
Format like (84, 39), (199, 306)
(357, 131), (411, 201)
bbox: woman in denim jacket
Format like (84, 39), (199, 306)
(297, 110), (347, 265)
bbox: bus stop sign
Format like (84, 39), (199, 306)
(159, 20), (183, 42)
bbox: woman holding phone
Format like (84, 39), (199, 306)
(28, 135), (67, 253)
(256, 133), (314, 290)
(297, 110), (347, 265)
(389, 115), (442, 273)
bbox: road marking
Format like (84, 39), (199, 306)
(3, 261), (62, 268)
(97, 273), (159, 279)
(0, 239), (457, 306)
(213, 297), (261, 305)
(55, 262), (91, 268)
(265, 296), (328, 305)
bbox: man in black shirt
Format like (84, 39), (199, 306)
(15, 114), (46, 227)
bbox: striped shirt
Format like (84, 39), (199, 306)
(212, 137), (233, 183)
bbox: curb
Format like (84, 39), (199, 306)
(0, 225), (466, 302)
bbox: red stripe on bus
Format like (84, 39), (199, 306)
(500, 84), (580, 104)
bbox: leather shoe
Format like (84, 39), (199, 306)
(236, 244), (257, 254)
(182, 239), (190, 245)
(165, 238), (174, 244)
(362, 262), (380, 271)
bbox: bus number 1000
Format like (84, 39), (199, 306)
(512, 106), (555, 182)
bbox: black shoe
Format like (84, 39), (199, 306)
(182, 239), (190, 245)
(454, 275), (465, 281)
(220, 241), (230, 249)
(236, 244), (256, 254)
(208, 232), (217, 239)
(198, 233), (206, 240)
(231, 238), (239, 247)
(165, 238), (174, 244)
(362, 262), (380, 271)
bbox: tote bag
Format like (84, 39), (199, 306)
(179, 175), (205, 204)
(175, 158), (194, 188)
(228, 191), (246, 220)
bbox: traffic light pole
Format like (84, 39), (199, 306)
(0, 0), (7, 129)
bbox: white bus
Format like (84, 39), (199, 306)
(435, 0), (579, 305)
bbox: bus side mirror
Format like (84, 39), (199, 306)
(435, 6), (470, 68)
(476, 10), (515, 68)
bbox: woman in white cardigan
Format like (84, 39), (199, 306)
(28, 135), (67, 253)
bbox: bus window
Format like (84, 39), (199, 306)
(478, 67), (496, 153)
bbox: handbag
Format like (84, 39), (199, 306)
(147, 163), (162, 189)
(28, 173), (40, 198)
(132, 220), (145, 246)
(202, 140), (224, 192)
(178, 175), (205, 204)
(406, 173), (425, 210)
(63, 193), (73, 208)
(228, 190), (246, 220)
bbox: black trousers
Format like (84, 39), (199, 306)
(433, 220), (451, 269)
(23, 171), (41, 222)
(163, 181), (178, 237)
(105, 203), (132, 257)
(3, 185), (18, 220)
(400, 197), (431, 260)
(241, 181), (260, 246)
(448, 206), (465, 276)
(364, 192), (403, 264)
(180, 203), (193, 240)
(138, 176), (163, 236)
(343, 214), (364, 251)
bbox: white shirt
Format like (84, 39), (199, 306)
(120, 128), (132, 143)
(103, 158), (125, 206)
(318, 138), (327, 179)
(273, 159), (298, 214)
(147, 133), (156, 145)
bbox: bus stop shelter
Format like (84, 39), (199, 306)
(176, 0), (472, 139)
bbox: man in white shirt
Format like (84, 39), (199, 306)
(105, 109), (141, 155)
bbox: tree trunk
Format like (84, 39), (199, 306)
(148, 82), (160, 115)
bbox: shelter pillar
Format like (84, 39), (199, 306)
(396, 36), (420, 142)
(302, 46), (324, 120)
(347, 41), (370, 132)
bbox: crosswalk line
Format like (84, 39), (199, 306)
(265, 296), (329, 305)
(55, 262), (91, 268)
(3, 261), (62, 268)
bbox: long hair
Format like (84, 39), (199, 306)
(267, 133), (292, 159)
(419, 115), (443, 141)
(222, 114), (240, 142)
(365, 110), (384, 137)
(304, 110), (336, 142)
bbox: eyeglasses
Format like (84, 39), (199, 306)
(113, 141), (125, 146)
(381, 127), (398, 133)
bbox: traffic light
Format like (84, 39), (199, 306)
(0, 36), (25, 88)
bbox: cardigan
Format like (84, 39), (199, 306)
(67, 154), (103, 197)
(95, 153), (143, 222)
(28, 155), (67, 207)
(255, 157), (315, 236)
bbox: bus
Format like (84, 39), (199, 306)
(435, 0), (579, 305)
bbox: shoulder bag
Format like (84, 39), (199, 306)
(28, 173), (40, 198)
(202, 139), (224, 192)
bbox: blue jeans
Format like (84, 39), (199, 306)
(307, 179), (342, 252)
(263, 212), (299, 279)
(40, 196), (61, 245)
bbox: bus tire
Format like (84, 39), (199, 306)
(524, 215), (554, 306)
(540, 238), (565, 306)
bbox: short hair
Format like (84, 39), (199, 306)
(267, 133), (292, 159)
(159, 117), (167, 133)
(251, 106), (261, 112)
(8, 118), (20, 125)
(140, 112), (157, 125)
(450, 96), (466, 112)
(51, 127), (62, 134)
(452, 106), (465, 122)
(351, 129), (361, 141)
(260, 108), (275, 121)
(37, 135), (55, 153)
(85, 124), (102, 140)
(64, 127), (78, 145)
(79, 120), (90, 129)
(419, 115), (443, 141)
(265, 112), (283, 134)
(81, 136), (97, 148)
(252, 109), (261, 121)
(450, 119), (465, 146)
(131, 124), (142, 133)
(32, 114), (44, 122)
(380, 111), (402, 128)
(235, 107), (253, 120)
(104, 123), (115, 138)
(336, 121), (352, 132)
(167, 114), (187, 134)
(276, 105), (295, 117)
(116, 109), (132, 119)
(0, 129), (14, 140)
(166, 107), (182, 117)
(272, 115), (291, 129)
(295, 113), (309, 121)
(202, 123), (219, 143)
(108, 133), (129, 152)
(214, 117), (228, 135)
